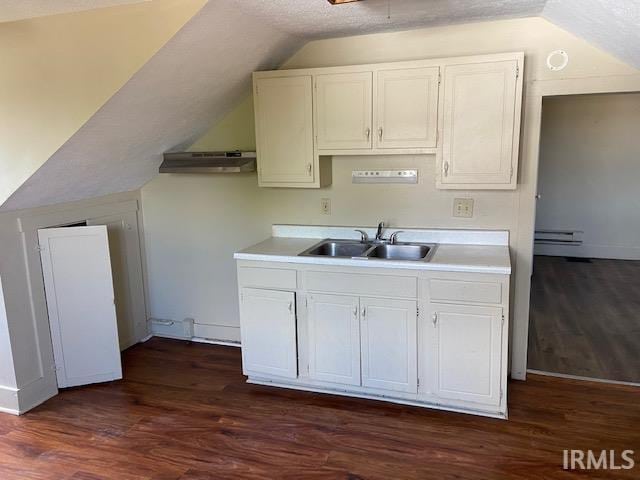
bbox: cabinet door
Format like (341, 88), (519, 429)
(439, 60), (520, 187)
(240, 288), (297, 379)
(254, 76), (315, 185)
(375, 67), (439, 149)
(308, 293), (360, 386)
(428, 303), (503, 405)
(360, 298), (417, 393)
(315, 72), (372, 150)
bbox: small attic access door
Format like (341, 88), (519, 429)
(37, 225), (122, 388)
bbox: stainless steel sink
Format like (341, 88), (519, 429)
(299, 239), (436, 262)
(368, 243), (432, 261)
(300, 240), (373, 258)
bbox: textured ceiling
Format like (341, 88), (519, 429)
(2, 0), (639, 211)
(543, 0), (640, 69)
(0, 0), (148, 23)
(233, 0), (548, 38)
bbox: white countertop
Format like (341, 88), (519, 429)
(234, 236), (511, 275)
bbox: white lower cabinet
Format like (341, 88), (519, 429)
(360, 297), (417, 393)
(427, 303), (503, 406)
(240, 288), (298, 379)
(308, 293), (361, 386)
(237, 262), (509, 418)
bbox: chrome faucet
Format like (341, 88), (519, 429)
(375, 221), (385, 242)
(389, 231), (404, 244)
(354, 229), (369, 242)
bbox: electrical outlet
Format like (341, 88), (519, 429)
(320, 198), (331, 215)
(453, 198), (474, 218)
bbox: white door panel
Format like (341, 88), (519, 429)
(38, 226), (122, 388)
(315, 72), (372, 150)
(375, 67), (439, 149)
(361, 297), (417, 393)
(440, 60), (518, 186)
(308, 293), (360, 386)
(429, 303), (503, 405)
(254, 75), (315, 184)
(240, 288), (297, 379)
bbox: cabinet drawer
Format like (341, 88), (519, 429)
(306, 271), (416, 298)
(428, 278), (502, 305)
(238, 267), (297, 290)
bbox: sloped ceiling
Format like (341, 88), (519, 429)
(2, 0), (639, 211)
(0, 0), (149, 23)
(543, 0), (640, 69)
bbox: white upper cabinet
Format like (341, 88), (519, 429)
(438, 58), (523, 189)
(254, 75), (315, 186)
(375, 67), (439, 149)
(360, 297), (418, 393)
(428, 303), (503, 406)
(240, 288), (298, 379)
(315, 72), (373, 150)
(253, 52), (523, 190)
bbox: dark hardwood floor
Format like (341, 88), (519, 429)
(1, 338), (639, 479)
(528, 255), (640, 383)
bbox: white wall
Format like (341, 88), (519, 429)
(535, 93), (640, 260)
(140, 17), (637, 356)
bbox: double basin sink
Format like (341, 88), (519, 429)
(299, 239), (436, 262)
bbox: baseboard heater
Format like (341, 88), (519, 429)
(534, 229), (583, 246)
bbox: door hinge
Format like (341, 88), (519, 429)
(502, 314), (505, 325)
(438, 72), (441, 85)
(510, 165), (514, 180)
(417, 378), (420, 388)
(35, 244), (44, 252)
(416, 305), (420, 318)
(516, 64), (520, 79)
(500, 388), (504, 401)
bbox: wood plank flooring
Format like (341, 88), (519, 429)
(528, 255), (640, 383)
(1, 338), (639, 479)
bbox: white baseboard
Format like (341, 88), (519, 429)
(192, 324), (240, 343)
(0, 384), (19, 415)
(191, 337), (240, 347)
(534, 243), (640, 260)
(527, 369), (640, 387)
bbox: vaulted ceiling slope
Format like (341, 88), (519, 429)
(2, 0), (639, 211)
(0, 0), (148, 23)
(543, 0), (640, 69)
(0, 1), (301, 211)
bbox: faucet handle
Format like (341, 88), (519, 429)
(389, 231), (404, 244)
(354, 229), (369, 242)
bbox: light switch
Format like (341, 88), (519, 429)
(453, 198), (474, 218)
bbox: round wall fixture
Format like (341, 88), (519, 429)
(546, 50), (569, 71)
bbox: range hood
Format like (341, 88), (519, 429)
(159, 151), (256, 174)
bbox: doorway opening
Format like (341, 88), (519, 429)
(527, 92), (640, 385)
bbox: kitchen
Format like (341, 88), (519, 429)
(1, 1), (639, 478)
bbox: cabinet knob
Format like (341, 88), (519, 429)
(365, 127), (371, 140)
(362, 307), (366, 318)
(378, 127), (383, 141)
(443, 162), (449, 177)
(306, 163), (312, 175)
(432, 313), (438, 326)
(288, 301), (293, 313)
(353, 306), (358, 317)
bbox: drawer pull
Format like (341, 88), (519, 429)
(432, 312), (438, 326)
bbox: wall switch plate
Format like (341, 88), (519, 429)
(453, 198), (474, 218)
(320, 198), (331, 215)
